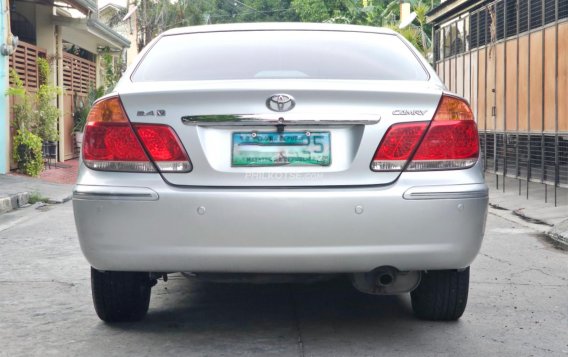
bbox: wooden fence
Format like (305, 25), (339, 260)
(8, 41), (46, 88)
(62, 53), (97, 94)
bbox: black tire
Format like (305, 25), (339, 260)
(91, 267), (152, 322)
(410, 267), (470, 321)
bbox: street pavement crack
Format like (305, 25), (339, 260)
(0, 280), (76, 287)
(510, 267), (568, 282)
(479, 252), (513, 266)
(512, 210), (553, 227)
(288, 287), (305, 357)
(470, 281), (566, 287)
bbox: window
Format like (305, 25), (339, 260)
(530, 0), (543, 29)
(496, 1), (505, 40)
(519, 0), (529, 33)
(132, 31), (429, 82)
(544, 0), (556, 23)
(479, 9), (488, 46)
(470, 12), (479, 48)
(505, 0), (518, 37)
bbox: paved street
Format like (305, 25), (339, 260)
(0, 202), (566, 357)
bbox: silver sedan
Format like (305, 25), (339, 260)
(73, 23), (488, 323)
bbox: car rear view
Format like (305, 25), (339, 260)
(73, 23), (488, 323)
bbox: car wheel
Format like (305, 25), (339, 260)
(91, 267), (153, 322)
(410, 267), (470, 321)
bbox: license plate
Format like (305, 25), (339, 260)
(232, 131), (331, 167)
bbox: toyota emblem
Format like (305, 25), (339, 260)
(266, 94), (295, 112)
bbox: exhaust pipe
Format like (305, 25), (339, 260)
(373, 266), (397, 287)
(351, 266), (421, 295)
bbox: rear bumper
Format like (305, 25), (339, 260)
(73, 176), (488, 273)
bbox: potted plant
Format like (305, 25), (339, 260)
(13, 129), (43, 177)
(73, 85), (103, 149)
(5, 69), (44, 176)
(35, 58), (60, 158)
(73, 99), (88, 148)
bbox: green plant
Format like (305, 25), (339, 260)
(13, 129), (44, 177)
(73, 85), (104, 132)
(36, 58), (61, 142)
(73, 98), (89, 133)
(102, 52), (124, 93)
(5, 70), (36, 132)
(29, 191), (49, 204)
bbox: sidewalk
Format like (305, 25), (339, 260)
(0, 159), (77, 214)
(0, 166), (567, 245)
(485, 175), (568, 246)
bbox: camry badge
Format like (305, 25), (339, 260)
(266, 94), (295, 112)
(137, 110), (166, 117)
(392, 109), (428, 116)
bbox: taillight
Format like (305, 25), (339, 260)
(133, 124), (191, 172)
(371, 94), (479, 172)
(371, 122), (428, 171)
(82, 96), (191, 173)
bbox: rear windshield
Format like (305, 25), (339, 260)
(132, 30), (429, 82)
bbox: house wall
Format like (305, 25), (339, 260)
(98, 4), (138, 66)
(61, 26), (101, 55)
(438, 27), (567, 134)
(11, 2), (35, 44)
(432, 0), (568, 198)
(0, 5), (9, 174)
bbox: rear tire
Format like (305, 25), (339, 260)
(410, 267), (470, 321)
(91, 267), (152, 322)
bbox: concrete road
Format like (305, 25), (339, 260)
(0, 202), (566, 357)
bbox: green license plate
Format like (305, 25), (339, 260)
(232, 131), (331, 167)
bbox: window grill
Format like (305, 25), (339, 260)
(479, 9), (489, 46)
(529, 135), (543, 180)
(482, 133), (568, 188)
(544, 0), (556, 23)
(559, 0), (568, 19)
(470, 12), (479, 48)
(495, 133), (506, 174)
(559, 138), (568, 187)
(530, 0), (543, 29)
(496, 1), (506, 40)
(543, 136), (556, 184)
(505, 0), (518, 37)
(434, 29), (441, 62)
(519, 0), (529, 33)
(505, 134), (519, 176)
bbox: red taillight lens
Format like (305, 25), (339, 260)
(134, 124), (191, 172)
(371, 94), (479, 172)
(82, 96), (191, 172)
(407, 120), (479, 170)
(371, 122), (428, 171)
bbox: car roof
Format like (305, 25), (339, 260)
(162, 23), (397, 36)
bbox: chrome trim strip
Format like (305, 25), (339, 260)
(73, 185), (159, 201)
(403, 184), (488, 200)
(181, 114), (381, 126)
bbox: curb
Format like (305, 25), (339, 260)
(0, 192), (30, 214)
(488, 203), (568, 249)
(0, 192), (72, 215)
(47, 194), (73, 205)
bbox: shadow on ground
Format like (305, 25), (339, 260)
(106, 275), (416, 332)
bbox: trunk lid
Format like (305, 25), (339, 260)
(119, 80), (442, 187)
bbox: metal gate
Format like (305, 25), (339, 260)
(62, 52), (96, 160)
(432, 0), (568, 205)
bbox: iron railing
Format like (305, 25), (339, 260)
(432, 0), (568, 205)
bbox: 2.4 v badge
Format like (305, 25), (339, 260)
(266, 94), (295, 112)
